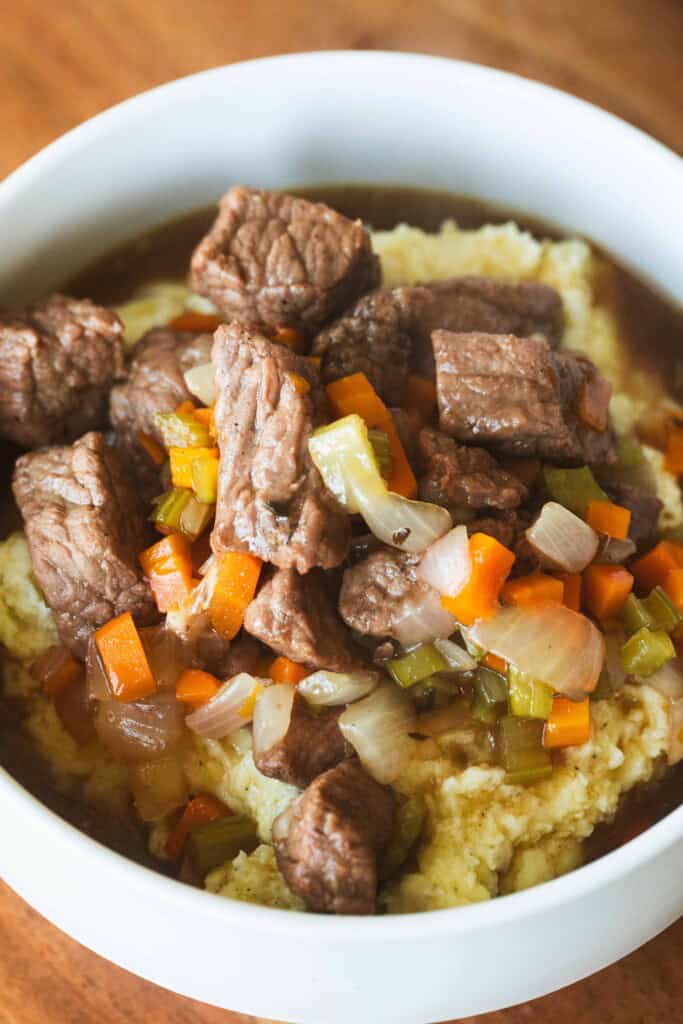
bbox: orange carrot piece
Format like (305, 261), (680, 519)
(585, 500), (631, 539)
(175, 399), (196, 416)
(166, 794), (230, 860)
(169, 446), (219, 489)
(559, 573), (582, 612)
(582, 563), (634, 620)
(632, 540), (683, 592)
(136, 431), (166, 466)
(663, 426), (683, 475)
(169, 311), (223, 333)
(544, 697), (591, 749)
(305, 355), (322, 369)
(286, 372), (311, 395)
(384, 415), (417, 499)
(501, 571), (564, 608)
(271, 325), (306, 353)
(139, 533), (195, 613)
(481, 652), (508, 674)
(193, 407), (215, 430)
(31, 646), (83, 697)
(268, 656), (309, 685)
(209, 552), (262, 639)
(664, 568), (683, 614)
(176, 668), (221, 708)
(441, 533), (515, 626)
(95, 612), (156, 702)
(405, 374), (437, 423)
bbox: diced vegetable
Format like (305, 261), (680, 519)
(387, 643), (448, 688)
(592, 632), (627, 700)
(188, 814), (259, 874)
(167, 793), (230, 860)
(156, 411), (211, 449)
(433, 638), (478, 673)
(471, 604), (604, 699)
(405, 375), (437, 422)
(31, 645), (83, 697)
(481, 651), (508, 674)
(620, 593), (653, 634)
(338, 681), (417, 784)
(170, 311), (223, 333)
(183, 361), (216, 406)
(507, 666), (553, 720)
(525, 501), (599, 573)
(176, 668), (221, 708)
(368, 429), (392, 481)
(663, 425), (683, 475)
(544, 697), (591, 749)
(559, 573), (582, 612)
(669, 699), (683, 765)
(501, 571), (564, 608)
(191, 453), (219, 504)
(632, 540), (683, 592)
(441, 533), (515, 626)
(393, 587), (457, 647)
(615, 434), (646, 468)
(641, 586), (682, 633)
(130, 755), (189, 823)
(267, 657), (309, 685)
(208, 552), (262, 639)
(152, 487), (193, 534)
(620, 627), (675, 677)
(252, 683), (295, 755)
(95, 690), (185, 760)
(497, 716), (552, 785)
(542, 466), (608, 515)
(582, 564), (634, 620)
(95, 613), (156, 702)
(137, 431), (166, 466)
(139, 534), (195, 613)
(170, 446), (219, 489)
(417, 525), (471, 598)
(380, 795), (428, 880)
(115, 282), (190, 347)
(664, 568), (683, 614)
(186, 672), (265, 739)
(298, 669), (378, 707)
(585, 500), (631, 539)
(594, 535), (637, 565)
(474, 666), (508, 709)
(177, 495), (214, 542)
(271, 324), (306, 352)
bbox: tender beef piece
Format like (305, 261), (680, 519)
(468, 508), (539, 577)
(607, 483), (662, 550)
(339, 547), (431, 639)
(255, 692), (349, 788)
(313, 277), (563, 402)
(211, 322), (350, 572)
(417, 427), (527, 510)
(0, 294), (125, 448)
(12, 432), (157, 657)
(244, 568), (355, 671)
(109, 327), (212, 492)
(273, 760), (395, 914)
(190, 187), (380, 336)
(433, 331), (614, 465)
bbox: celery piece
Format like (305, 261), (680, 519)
(188, 814), (259, 874)
(620, 627), (675, 677)
(619, 593), (653, 635)
(387, 644), (448, 688)
(641, 586), (682, 634)
(615, 435), (644, 469)
(191, 454), (219, 503)
(179, 496), (213, 541)
(368, 429), (392, 481)
(507, 665), (554, 720)
(474, 667), (508, 707)
(472, 695), (502, 725)
(497, 716), (552, 784)
(380, 795), (427, 880)
(152, 487), (193, 530)
(155, 411), (211, 449)
(542, 466), (608, 515)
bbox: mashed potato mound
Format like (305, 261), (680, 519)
(206, 844), (305, 911)
(0, 533), (58, 661)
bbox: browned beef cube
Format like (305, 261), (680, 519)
(211, 322), (350, 572)
(417, 427), (527, 509)
(190, 187), (380, 335)
(12, 432), (157, 656)
(244, 568), (355, 671)
(433, 331), (614, 464)
(339, 547), (430, 640)
(0, 294), (125, 447)
(254, 691), (349, 789)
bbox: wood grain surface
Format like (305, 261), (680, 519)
(1, 2), (682, 1022)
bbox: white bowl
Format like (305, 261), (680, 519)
(1, 52), (682, 1024)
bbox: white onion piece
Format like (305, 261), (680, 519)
(338, 681), (416, 784)
(641, 657), (683, 699)
(393, 587), (457, 646)
(669, 700), (683, 765)
(95, 691), (186, 762)
(186, 672), (263, 740)
(433, 638), (478, 673)
(354, 484), (452, 553)
(184, 362), (215, 406)
(526, 501), (599, 573)
(252, 684), (295, 756)
(298, 670), (378, 708)
(471, 604), (605, 699)
(417, 525), (471, 597)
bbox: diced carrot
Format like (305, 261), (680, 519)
(271, 325), (305, 353)
(169, 311), (224, 334)
(404, 374), (436, 423)
(140, 533), (195, 613)
(501, 571), (564, 608)
(193, 407), (215, 432)
(582, 563), (634, 620)
(136, 431), (166, 466)
(166, 794), (230, 860)
(305, 355), (322, 369)
(663, 426), (683, 475)
(481, 652), (508, 674)
(176, 668), (221, 708)
(31, 646), (83, 697)
(559, 573), (582, 612)
(664, 568), (683, 613)
(268, 656), (309, 685)
(632, 540), (683, 592)
(384, 416), (417, 499)
(585, 500), (631, 539)
(169, 446), (219, 489)
(441, 533), (515, 626)
(239, 682), (263, 719)
(209, 552), (262, 639)
(175, 399), (197, 416)
(544, 697), (591, 749)
(95, 612), (156, 702)
(286, 372), (311, 395)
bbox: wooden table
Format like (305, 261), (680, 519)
(1, 2), (681, 1022)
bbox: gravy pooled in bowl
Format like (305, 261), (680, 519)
(1, 185), (682, 915)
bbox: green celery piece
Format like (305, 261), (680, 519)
(507, 666), (553, 720)
(152, 487), (192, 530)
(620, 627), (675, 677)
(641, 586), (682, 634)
(380, 796), (428, 880)
(367, 429), (392, 481)
(474, 667), (508, 707)
(619, 594), (653, 635)
(614, 435), (645, 469)
(388, 644), (448, 688)
(155, 411), (211, 449)
(472, 695), (502, 725)
(542, 466), (608, 516)
(497, 716), (552, 784)
(188, 815), (259, 874)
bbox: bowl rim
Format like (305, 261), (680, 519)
(1, 50), (682, 939)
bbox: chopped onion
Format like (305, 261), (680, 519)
(393, 587), (457, 646)
(594, 535), (637, 564)
(641, 657), (683, 699)
(185, 672), (263, 740)
(252, 684), (295, 756)
(95, 690), (186, 761)
(526, 501), (599, 573)
(55, 679), (96, 745)
(355, 483), (452, 553)
(85, 635), (111, 701)
(433, 638), (478, 673)
(184, 362), (215, 406)
(338, 681), (416, 784)
(471, 604), (605, 699)
(298, 670), (378, 707)
(417, 525), (471, 597)
(139, 625), (191, 690)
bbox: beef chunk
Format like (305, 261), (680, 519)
(339, 547), (431, 639)
(273, 760), (395, 914)
(244, 568), (355, 671)
(190, 187), (380, 335)
(433, 331), (614, 464)
(608, 483), (662, 550)
(211, 322), (350, 572)
(0, 294), (125, 447)
(417, 427), (527, 509)
(255, 691), (349, 788)
(12, 432), (157, 656)
(313, 277), (563, 402)
(110, 327), (212, 491)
